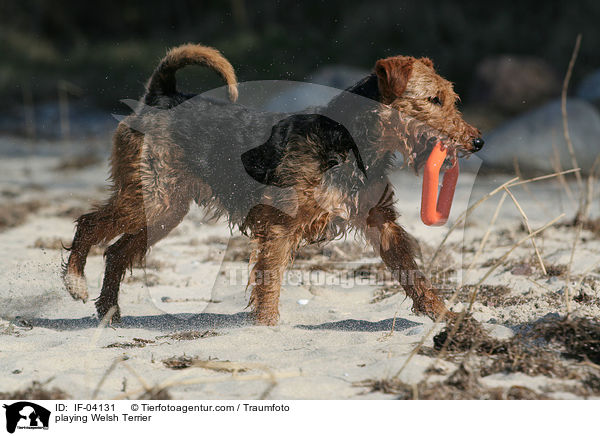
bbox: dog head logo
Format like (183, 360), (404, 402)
(2, 402), (50, 433)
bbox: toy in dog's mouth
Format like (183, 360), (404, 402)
(420, 141), (459, 226)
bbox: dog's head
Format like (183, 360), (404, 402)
(374, 55), (483, 158)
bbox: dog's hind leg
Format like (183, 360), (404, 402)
(95, 231), (145, 322)
(63, 201), (125, 303)
(95, 203), (190, 323)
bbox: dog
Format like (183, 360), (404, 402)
(63, 43), (484, 325)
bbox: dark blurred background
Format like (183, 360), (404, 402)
(1, 0), (599, 143)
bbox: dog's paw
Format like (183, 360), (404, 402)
(412, 290), (455, 321)
(250, 309), (279, 326)
(63, 272), (89, 303)
(95, 301), (121, 324)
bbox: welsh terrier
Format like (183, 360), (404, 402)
(63, 44), (484, 325)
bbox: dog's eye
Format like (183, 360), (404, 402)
(429, 96), (442, 106)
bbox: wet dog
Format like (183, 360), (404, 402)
(63, 44), (483, 325)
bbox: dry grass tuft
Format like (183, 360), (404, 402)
(0, 200), (46, 231)
(157, 330), (219, 341)
(219, 236), (253, 262)
(123, 272), (160, 287)
(579, 218), (600, 237)
(430, 315), (599, 381)
(143, 257), (174, 271)
(55, 205), (87, 219)
(448, 285), (529, 308)
(354, 262), (388, 277)
(32, 237), (67, 250)
(530, 316), (600, 365)
(480, 343), (576, 378)
(32, 236), (105, 255)
(105, 338), (155, 349)
(582, 373), (600, 393)
(574, 291), (600, 305)
(295, 241), (367, 261)
(136, 388), (172, 400)
(357, 363), (547, 400)
(545, 264), (567, 277)
(162, 356), (249, 373)
(162, 355), (196, 370)
(432, 315), (504, 354)
(371, 284), (402, 303)
(54, 154), (101, 171)
(559, 218), (600, 238)
(0, 380), (69, 400)
(373, 281), (514, 306)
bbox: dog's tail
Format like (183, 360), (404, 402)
(145, 43), (238, 103)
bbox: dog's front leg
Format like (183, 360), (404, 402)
(248, 232), (296, 325)
(357, 183), (453, 320)
(365, 220), (452, 320)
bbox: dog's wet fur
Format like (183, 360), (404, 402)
(63, 43), (483, 325)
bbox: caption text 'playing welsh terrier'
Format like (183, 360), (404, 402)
(63, 43), (484, 325)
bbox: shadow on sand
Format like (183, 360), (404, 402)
(17, 313), (421, 333)
(295, 317), (421, 332)
(21, 312), (250, 331)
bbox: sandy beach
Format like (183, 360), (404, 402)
(0, 136), (599, 400)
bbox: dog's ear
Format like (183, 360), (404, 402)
(420, 57), (434, 69)
(375, 56), (415, 103)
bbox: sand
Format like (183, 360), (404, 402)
(0, 136), (599, 400)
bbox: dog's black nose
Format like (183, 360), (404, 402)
(472, 137), (484, 151)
